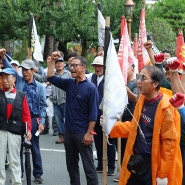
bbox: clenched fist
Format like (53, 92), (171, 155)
(154, 53), (164, 64)
(169, 93), (185, 110)
(166, 57), (180, 72)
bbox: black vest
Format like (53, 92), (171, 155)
(0, 89), (25, 135)
(91, 73), (104, 106)
(91, 73), (104, 116)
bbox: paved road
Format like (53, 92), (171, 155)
(5, 132), (119, 185)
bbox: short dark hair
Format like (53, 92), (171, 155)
(142, 66), (164, 90)
(162, 49), (171, 56)
(72, 56), (87, 67)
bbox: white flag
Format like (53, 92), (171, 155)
(31, 17), (43, 62)
(98, 8), (105, 47)
(102, 33), (128, 136)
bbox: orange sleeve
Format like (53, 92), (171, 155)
(110, 121), (131, 138)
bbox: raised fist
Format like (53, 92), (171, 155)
(0, 48), (6, 59)
(144, 40), (153, 50)
(154, 53), (164, 64)
(51, 51), (61, 61)
(169, 93), (185, 110)
(166, 57), (180, 72)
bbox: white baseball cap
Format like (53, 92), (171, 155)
(10, 60), (20, 66)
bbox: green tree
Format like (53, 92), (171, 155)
(2, 0), (183, 62)
(145, 0), (185, 54)
(146, 18), (176, 53)
(147, 0), (185, 33)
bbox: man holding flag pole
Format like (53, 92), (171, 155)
(107, 65), (182, 185)
(113, 15), (138, 182)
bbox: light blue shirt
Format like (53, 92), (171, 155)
(3, 58), (46, 124)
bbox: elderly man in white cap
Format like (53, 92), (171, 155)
(86, 56), (117, 176)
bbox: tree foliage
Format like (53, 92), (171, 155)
(146, 18), (176, 53)
(145, 0), (185, 54)
(0, 0), (184, 60)
(147, 0), (185, 33)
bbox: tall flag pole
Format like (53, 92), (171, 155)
(101, 16), (110, 185)
(98, 3), (105, 47)
(133, 33), (138, 57)
(118, 16), (137, 83)
(137, 0), (150, 71)
(28, 13), (43, 62)
(176, 29), (185, 72)
(28, 14), (33, 60)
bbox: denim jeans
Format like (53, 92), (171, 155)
(53, 103), (66, 135)
(31, 117), (43, 177)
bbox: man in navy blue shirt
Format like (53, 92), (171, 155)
(47, 52), (99, 185)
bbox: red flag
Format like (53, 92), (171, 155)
(137, 9), (150, 71)
(176, 30), (185, 71)
(117, 16), (137, 83)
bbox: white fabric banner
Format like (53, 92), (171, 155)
(98, 9), (105, 47)
(31, 17), (43, 62)
(102, 33), (128, 136)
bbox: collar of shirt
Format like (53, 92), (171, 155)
(25, 79), (37, 86)
(97, 75), (104, 86)
(2, 87), (16, 94)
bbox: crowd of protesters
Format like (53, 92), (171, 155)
(1, 40), (185, 185)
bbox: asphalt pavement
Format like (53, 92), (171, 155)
(5, 131), (119, 185)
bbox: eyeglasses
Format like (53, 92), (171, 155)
(69, 64), (83, 68)
(1, 75), (14, 80)
(136, 74), (149, 81)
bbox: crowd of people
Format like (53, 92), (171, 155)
(1, 40), (185, 185)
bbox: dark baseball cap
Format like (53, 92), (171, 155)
(55, 57), (64, 63)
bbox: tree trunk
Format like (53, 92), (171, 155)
(81, 39), (87, 57)
(43, 35), (55, 61)
(58, 41), (68, 61)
